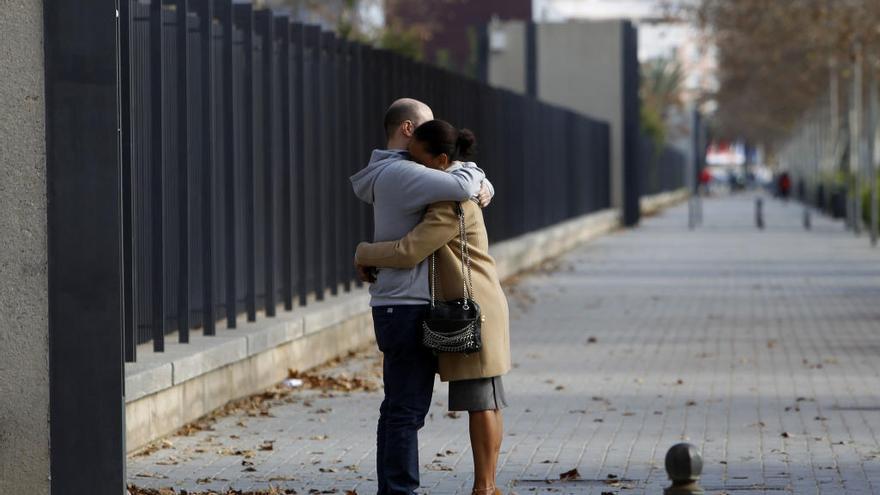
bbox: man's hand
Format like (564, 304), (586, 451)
(355, 263), (377, 284)
(477, 180), (492, 208)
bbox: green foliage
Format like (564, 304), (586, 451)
(376, 24), (425, 61)
(464, 26), (479, 78)
(641, 104), (666, 154)
(858, 177), (880, 227)
(640, 57), (684, 151)
(435, 49), (453, 70)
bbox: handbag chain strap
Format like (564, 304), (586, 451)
(429, 202), (474, 309)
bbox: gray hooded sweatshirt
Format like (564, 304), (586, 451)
(350, 149), (492, 307)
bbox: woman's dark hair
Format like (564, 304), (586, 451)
(412, 119), (477, 161)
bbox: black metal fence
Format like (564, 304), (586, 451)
(641, 137), (687, 196)
(120, 0), (615, 362)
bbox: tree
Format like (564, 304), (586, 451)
(641, 57), (686, 149)
(697, 0), (880, 149)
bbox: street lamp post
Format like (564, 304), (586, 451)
(869, 57), (879, 246)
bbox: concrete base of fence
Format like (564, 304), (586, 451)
(125, 292), (373, 452)
(125, 193), (681, 453)
(640, 188), (689, 217)
(490, 208), (620, 280)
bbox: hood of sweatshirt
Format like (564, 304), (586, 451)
(350, 149), (408, 205)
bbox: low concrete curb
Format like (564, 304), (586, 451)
(125, 191), (683, 453)
(490, 208), (619, 280)
(640, 188), (689, 216)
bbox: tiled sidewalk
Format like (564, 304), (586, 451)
(128, 195), (880, 494)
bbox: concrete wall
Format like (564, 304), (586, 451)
(487, 20), (627, 209)
(0, 1), (49, 494)
(487, 19), (527, 94)
(537, 21), (624, 209)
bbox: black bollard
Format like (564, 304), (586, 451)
(755, 197), (764, 230)
(664, 443), (705, 494)
(803, 207), (811, 230)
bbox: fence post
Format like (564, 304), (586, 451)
(303, 25), (322, 300)
(291, 23), (308, 306)
(339, 38), (354, 292)
(150, 0), (166, 351)
(621, 21), (641, 227)
(176, 0), (191, 342)
(198, 0), (216, 335)
(235, 2), (257, 322)
(120, 0), (138, 361)
(219, 0), (238, 328)
(45, 0), (126, 490)
(278, 15), (294, 309)
(869, 58), (878, 247)
(320, 32), (338, 297)
(256, 9), (277, 316)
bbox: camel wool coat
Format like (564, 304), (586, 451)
(355, 200), (511, 382)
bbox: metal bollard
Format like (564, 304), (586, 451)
(664, 443), (705, 494)
(803, 207), (811, 230)
(755, 197), (764, 230)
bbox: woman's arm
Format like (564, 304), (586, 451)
(356, 201), (460, 269)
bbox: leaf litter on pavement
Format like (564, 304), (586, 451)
(129, 349), (383, 492)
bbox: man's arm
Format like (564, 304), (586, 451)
(356, 202), (459, 269)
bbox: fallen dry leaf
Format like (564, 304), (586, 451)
(560, 468), (581, 481)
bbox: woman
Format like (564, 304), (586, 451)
(355, 120), (511, 495)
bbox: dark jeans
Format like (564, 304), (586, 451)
(372, 305), (437, 495)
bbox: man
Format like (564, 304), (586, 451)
(350, 98), (493, 494)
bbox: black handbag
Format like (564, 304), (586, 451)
(421, 202), (483, 355)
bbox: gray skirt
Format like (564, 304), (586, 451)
(448, 376), (508, 412)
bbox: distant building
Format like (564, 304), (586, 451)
(386, 0), (531, 76)
(533, 0), (717, 105)
(486, 19), (641, 213)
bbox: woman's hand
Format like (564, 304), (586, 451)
(477, 181), (492, 208)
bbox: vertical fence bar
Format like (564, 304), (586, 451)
(257, 9), (276, 316)
(176, 0), (191, 342)
(292, 23), (308, 306)
(278, 16), (293, 309)
(198, 0), (216, 335)
(336, 38), (350, 292)
(150, 0), (166, 352)
(621, 21), (641, 227)
(121, 0), (137, 361)
(220, 0), (237, 328)
(236, 3), (257, 321)
(46, 0), (126, 488)
(302, 25), (322, 300)
(320, 32), (337, 297)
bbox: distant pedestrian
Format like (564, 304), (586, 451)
(778, 172), (791, 200)
(699, 168), (712, 196)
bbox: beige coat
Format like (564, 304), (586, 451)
(355, 200), (511, 382)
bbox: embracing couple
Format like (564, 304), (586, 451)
(350, 98), (511, 495)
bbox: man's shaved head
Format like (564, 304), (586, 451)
(383, 98), (433, 140)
